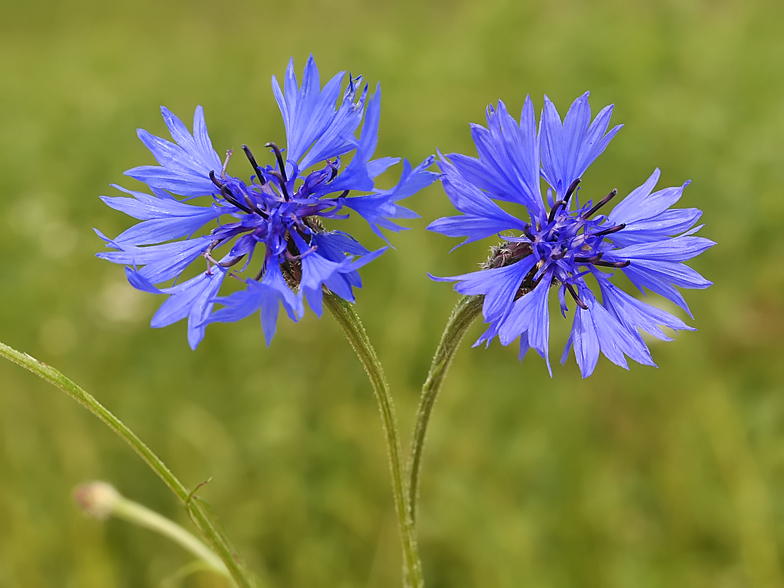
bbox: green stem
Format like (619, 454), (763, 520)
(0, 341), (256, 588)
(406, 295), (482, 525)
(75, 481), (229, 577)
(115, 495), (230, 576)
(323, 292), (424, 588)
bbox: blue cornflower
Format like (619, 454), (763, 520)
(428, 93), (714, 377)
(97, 56), (437, 349)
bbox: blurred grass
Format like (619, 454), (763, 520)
(0, 0), (783, 586)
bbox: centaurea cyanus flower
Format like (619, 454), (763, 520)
(97, 56), (437, 348)
(429, 93), (714, 377)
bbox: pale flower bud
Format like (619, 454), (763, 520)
(73, 481), (120, 520)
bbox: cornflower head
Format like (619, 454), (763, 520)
(97, 56), (437, 349)
(429, 93), (714, 377)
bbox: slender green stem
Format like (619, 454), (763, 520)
(75, 481), (229, 577)
(323, 292), (424, 588)
(406, 295), (482, 525)
(116, 495), (231, 576)
(0, 341), (256, 588)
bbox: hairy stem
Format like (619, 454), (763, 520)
(0, 341), (256, 588)
(406, 295), (483, 525)
(323, 292), (424, 588)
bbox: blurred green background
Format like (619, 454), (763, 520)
(0, 0), (782, 586)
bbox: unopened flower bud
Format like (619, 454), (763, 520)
(73, 481), (120, 520)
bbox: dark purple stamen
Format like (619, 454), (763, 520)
(242, 145), (266, 186)
(241, 189), (265, 217)
(594, 259), (631, 268)
(523, 224), (535, 241)
(265, 142), (288, 183)
(209, 170), (224, 189)
(591, 223), (626, 238)
(583, 188), (618, 219)
(221, 186), (252, 214)
(548, 200), (567, 223)
(564, 178), (581, 203)
(567, 283), (588, 310)
(574, 253), (604, 264)
(547, 179), (582, 223)
(268, 170), (291, 201)
(210, 171), (252, 213)
(550, 246), (568, 260)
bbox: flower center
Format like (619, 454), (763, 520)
(486, 177), (631, 310)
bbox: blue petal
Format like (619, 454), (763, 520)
(609, 170), (691, 227)
(299, 79), (366, 170)
(432, 255), (538, 329)
(344, 156), (438, 239)
(428, 155), (528, 246)
(540, 93), (622, 199)
(272, 56), (346, 166)
(563, 300), (599, 378)
(313, 231), (371, 287)
(341, 194), (397, 241)
(579, 289), (655, 371)
(598, 280), (694, 341)
(207, 262), (301, 346)
(150, 269), (227, 349)
(100, 186), (226, 246)
(450, 97), (543, 217)
(621, 261), (712, 317)
(605, 236), (716, 263)
(380, 156), (439, 203)
(125, 165), (217, 198)
(96, 234), (210, 284)
(125, 106), (223, 198)
(292, 232), (348, 316)
(316, 231), (383, 291)
(322, 84), (383, 194)
(124, 267), (163, 294)
(496, 269), (553, 374)
(608, 208), (703, 247)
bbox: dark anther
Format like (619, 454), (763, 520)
(209, 170), (224, 189)
(583, 188), (618, 219)
(574, 253), (604, 264)
(338, 190), (349, 198)
(220, 185), (252, 213)
(567, 283), (589, 310)
(548, 200), (567, 224)
(550, 246), (568, 260)
(265, 142), (288, 183)
(268, 170), (291, 201)
(564, 178), (581, 203)
(591, 222), (626, 238)
(523, 224), (535, 241)
(210, 171), (251, 213)
(240, 189), (265, 217)
(242, 145), (266, 185)
(328, 164), (339, 182)
(594, 259), (631, 268)
(226, 154), (264, 214)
